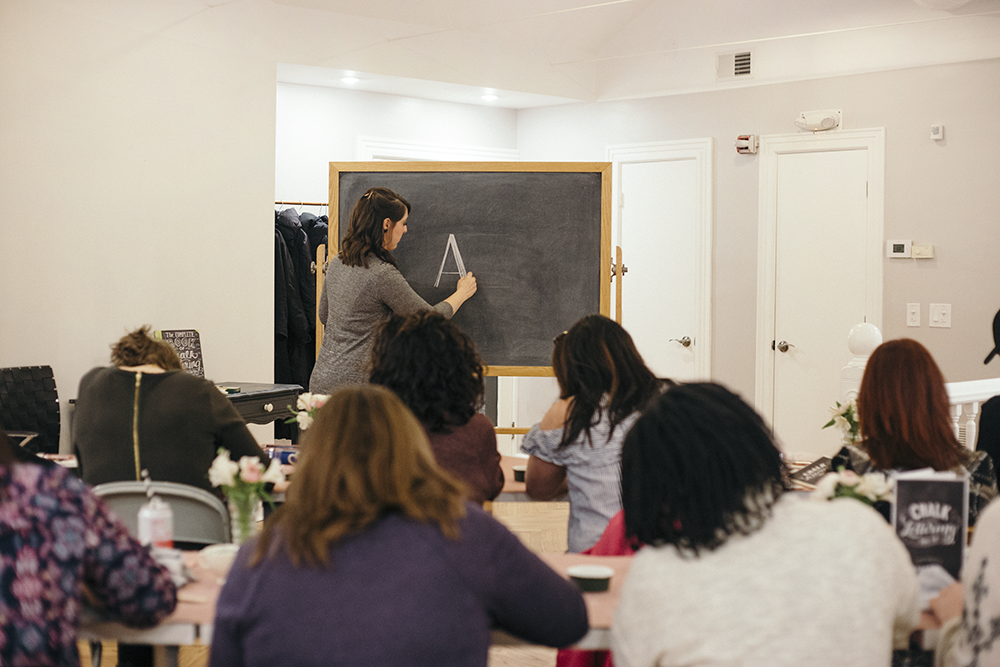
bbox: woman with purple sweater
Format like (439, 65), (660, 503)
(210, 386), (588, 667)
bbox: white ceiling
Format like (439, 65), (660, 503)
(270, 0), (1000, 108)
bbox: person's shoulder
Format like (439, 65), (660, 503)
(10, 461), (84, 502)
(369, 257), (402, 278)
(467, 412), (496, 432)
(780, 493), (890, 537)
(159, 370), (209, 388)
(975, 498), (1000, 532)
(78, 365), (115, 387)
(454, 502), (518, 547)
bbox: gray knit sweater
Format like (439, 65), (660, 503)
(309, 256), (453, 393)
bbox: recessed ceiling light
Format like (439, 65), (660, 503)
(481, 94), (498, 102)
(341, 76), (360, 84)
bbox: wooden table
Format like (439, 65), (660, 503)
(497, 455), (529, 501)
(78, 552), (221, 667)
(492, 553), (632, 650)
(80, 550), (630, 661)
(495, 455), (569, 503)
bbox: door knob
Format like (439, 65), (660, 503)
(670, 336), (693, 348)
(776, 340), (794, 353)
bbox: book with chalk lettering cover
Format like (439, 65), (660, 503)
(154, 329), (205, 378)
(891, 469), (968, 581)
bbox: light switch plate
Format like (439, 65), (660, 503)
(930, 303), (951, 328)
(907, 303), (920, 327)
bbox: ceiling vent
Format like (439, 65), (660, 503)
(717, 51), (753, 81)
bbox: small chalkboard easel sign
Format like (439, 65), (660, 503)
(154, 329), (204, 378)
(892, 469), (968, 580)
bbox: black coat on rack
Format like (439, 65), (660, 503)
(274, 209), (314, 396)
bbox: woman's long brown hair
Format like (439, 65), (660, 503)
(252, 386), (467, 568)
(857, 338), (963, 471)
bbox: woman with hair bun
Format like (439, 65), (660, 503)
(72, 326), (270, 494)
(310, 187), (478, 393)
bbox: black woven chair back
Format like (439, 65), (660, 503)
(0, 366), (60, 455)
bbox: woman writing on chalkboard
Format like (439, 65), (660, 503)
(310, 187), (478, 393)
(520, 315), (670, 552)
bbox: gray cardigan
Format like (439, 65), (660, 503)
(309, 255), (453, 393)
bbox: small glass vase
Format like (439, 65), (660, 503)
(228, 496), (263, 545)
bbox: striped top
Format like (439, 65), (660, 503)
(521, 410), (638, 552)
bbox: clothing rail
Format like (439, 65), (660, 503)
(946, 378), (1000, 449)
(275, 200), (328, 207)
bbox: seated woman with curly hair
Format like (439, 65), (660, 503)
(611, 383), (919, 667)
(370, 310), (503, 504)
(832, 338), (998, 527)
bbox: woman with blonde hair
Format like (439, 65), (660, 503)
(210, 386), (588, 667)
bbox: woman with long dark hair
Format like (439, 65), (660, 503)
(833, 338), (998, 526)
(611, 383), (919, 666)
(369, 310), (503, 504)
(210, 386), (587, 667)
(0, 426), (176, 665)
(520, 314), (668, 552)
(310, 187), (478, 392)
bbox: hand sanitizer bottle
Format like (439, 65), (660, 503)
(137, 469), (174, 548)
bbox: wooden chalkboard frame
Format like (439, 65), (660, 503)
(327, 161), (612, 377)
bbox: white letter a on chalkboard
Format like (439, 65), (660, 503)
(434, 234), (468, 287)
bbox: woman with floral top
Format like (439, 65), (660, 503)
(0, 427), (177, 666)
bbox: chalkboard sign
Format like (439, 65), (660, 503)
(328, 162), (611, 374)
(154, 329), (204, 377)
(892, 471), (968, 581)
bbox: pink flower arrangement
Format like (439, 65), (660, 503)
(208, 449), (284, 543)
(285, 392), (330, 430)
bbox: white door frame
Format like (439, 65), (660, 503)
(607, 139), (714, 379)
(754, 128), (885, 416)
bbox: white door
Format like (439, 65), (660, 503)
(756, 130), (885, 457)
(611, 140), (713, 382)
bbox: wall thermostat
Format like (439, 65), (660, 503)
(887, 239), (912, 258)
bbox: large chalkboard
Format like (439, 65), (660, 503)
(328, 162), (611, 374)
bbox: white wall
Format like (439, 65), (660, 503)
(3, 0), (997, 454)
(275, 83), (518, 201)
(516, 59), (1000, 400)
(0, 1), (278, 450)
(279, 60), (1000, 405)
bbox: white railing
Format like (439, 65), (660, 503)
(946, 378), (1000, 450)
(838, 323), (1000, 450)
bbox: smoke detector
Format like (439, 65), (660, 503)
(794, 110), (842, 132)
